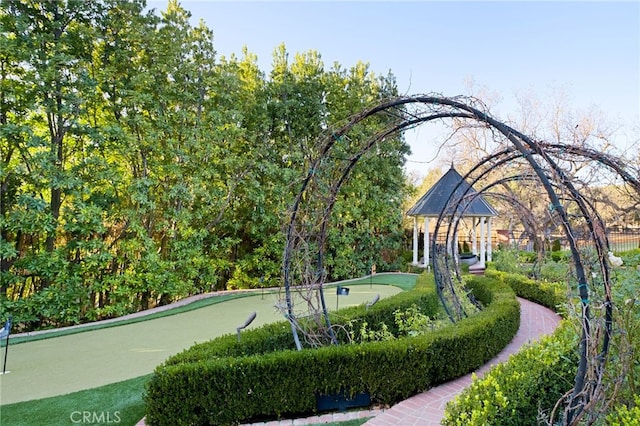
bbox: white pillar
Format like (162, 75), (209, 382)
(487, 217), (493, 262)
(412, 216), (418, 265)
(480, 216), (486, 266)
(423, 217), (430, 268)
(471, 218), (478, 255)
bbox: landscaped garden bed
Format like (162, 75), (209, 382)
(444, 254), (640, 425)
(144, 273), (520, 425)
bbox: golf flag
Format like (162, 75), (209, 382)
(337, 286), (349, 296)
(0, 316), (11, 340)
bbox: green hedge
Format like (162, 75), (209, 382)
(145, 275), (519, 425)
(444, 268), (574, 425)
(442, 322), (577, 425)
(164, 277), (440, 365)
(484, 267), (566, 314)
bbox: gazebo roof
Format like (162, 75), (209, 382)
(407, 166), (498, 218)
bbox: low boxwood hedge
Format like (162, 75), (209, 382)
(145, 274), (519, 425)
(485, 266), (566, 314)
(444, 268), (574, 425)
(442, 321), (577, 425)
(163, 276), (440, 365)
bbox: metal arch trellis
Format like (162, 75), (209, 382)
(281, 102), (475, 347)
(280, 94), (638, 423)
(440, 146), (614, 285)
(426, 154), (569, 321)
(442, 141), (640, 423)
(426, 110), (615, 423)
(439, 163), (612, 317)
(426, 147), (543, 283)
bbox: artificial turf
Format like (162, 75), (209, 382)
(0, 273), (416, 425)
(0, 375), (150, 426)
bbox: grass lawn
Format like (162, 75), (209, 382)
(0, 375), (371, 426)
(0, 375), (150, 426)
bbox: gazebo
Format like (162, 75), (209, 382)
(407, 166), (498, 270)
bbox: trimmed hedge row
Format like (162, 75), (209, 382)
(484, 266), (566, 314)
(442, 323), (577, 425)
(163, 277), (440, 365)
(444, 268), (573, 424)
(145, 275), (519, 425)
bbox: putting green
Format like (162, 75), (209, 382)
(0, 283), (402, 405)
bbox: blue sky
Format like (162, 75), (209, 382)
(148, 1), (640, 175)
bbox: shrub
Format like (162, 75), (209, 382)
(620, 248), (640, 267)
(446, 249), (640, 425)
(491, 249), (521, 274)
(485, 267), (566, 314)
(330, 273), (441, 342)
(550, 250), (570, 263)
(145, 274), (519, 425)
(442, 323), (577, 425)
(607, 395), (640, 426)
(539, 259), (570, 281)
(518, 250), (538, 263)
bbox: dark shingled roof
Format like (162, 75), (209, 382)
(407, 166), (498, 218)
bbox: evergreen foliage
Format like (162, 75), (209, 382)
(443, 323), (578, 425)
(0, 0), (410, 331)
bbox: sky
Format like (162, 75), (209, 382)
(147, 0), (640, 177)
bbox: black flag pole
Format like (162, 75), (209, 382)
(1, 316), (12, 374)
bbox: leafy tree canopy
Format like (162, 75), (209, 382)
(0, 0), (410, 331)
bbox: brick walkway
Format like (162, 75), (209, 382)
(362, 297), (561, 425)
(236, 297), (561, 426)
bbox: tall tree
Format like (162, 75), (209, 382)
(1, 2), (412, 330)
(1, 0), (105, 304)
(325, 65), (410, 277)
(0, 3), (34, 294)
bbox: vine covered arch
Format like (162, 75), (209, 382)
(279, 94), (638, 423)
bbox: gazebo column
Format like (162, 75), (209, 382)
(487, 217), (493, 262)
(412, 216), (418, 265)
(423, 217), (430, 268)
(471, 218), (478, 255)
(480, 216), (486, 266)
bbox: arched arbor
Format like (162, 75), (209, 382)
(279, 94), (639, 424)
